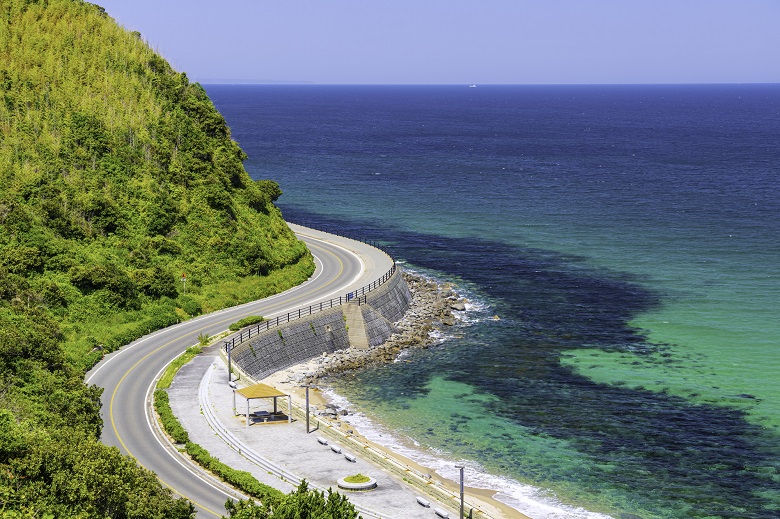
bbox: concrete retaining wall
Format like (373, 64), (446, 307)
(233, 269), (412, 380)
(364, 269), (412, 323)
(232, 307), (349, 381)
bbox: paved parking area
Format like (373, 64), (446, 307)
(168, 355), (455, 519)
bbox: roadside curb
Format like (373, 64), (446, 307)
(199, 360), (390, 519)
(146, 345), (251, 508)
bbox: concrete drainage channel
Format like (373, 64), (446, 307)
(198, 363), (392, 519)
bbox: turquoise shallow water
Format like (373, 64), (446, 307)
(208, 84), (780, 518)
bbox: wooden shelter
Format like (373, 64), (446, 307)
(233, 383), (292, 426)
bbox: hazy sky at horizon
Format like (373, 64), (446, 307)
(96, 0), (779, 85)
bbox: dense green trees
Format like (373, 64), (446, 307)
(0, 0), (317, 516)
(223, 481), (360, 519)
(1, 410), (195, 518)
(1, 0), (314, 363)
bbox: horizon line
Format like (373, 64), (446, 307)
(200, 81), (780, 87)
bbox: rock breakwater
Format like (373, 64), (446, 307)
(292, 270), (467, 386)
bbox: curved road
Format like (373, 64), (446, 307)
(85, 226), (392, 517)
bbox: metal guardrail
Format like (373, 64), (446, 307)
(224, 237), (396, 352)
(204, 361), (494, 519)
(200, 364), (390, 519)
(209, 229), (495, 519)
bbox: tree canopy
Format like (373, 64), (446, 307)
(0, 0), (315, 515)
(223, 481), (361, 519)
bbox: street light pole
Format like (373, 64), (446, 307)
(304, 385), (310, 433)
(225, 342), (232, 383)
(455, 464), (465, 519)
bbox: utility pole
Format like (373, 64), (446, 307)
(304, 385), (310, 433)
(226, 342), (232, 383)
(455, 464), (465, 519)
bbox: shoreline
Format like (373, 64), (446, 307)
(253, 269), (532, 519)
(261, 365), (529, 519)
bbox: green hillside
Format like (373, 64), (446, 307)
(0, 0), (314, 515)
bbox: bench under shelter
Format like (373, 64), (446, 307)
(232, 383), (292, 426)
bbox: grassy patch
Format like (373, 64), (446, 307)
(157, 346), (202, 390)
(344, 474), (371, 484)
(229, 315), (265, 331)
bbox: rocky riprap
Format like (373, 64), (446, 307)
(291, 270), (467, 388)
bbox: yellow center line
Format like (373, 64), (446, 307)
(108, 241), (345, 515)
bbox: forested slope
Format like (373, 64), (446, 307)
(0, 0), (314, 515)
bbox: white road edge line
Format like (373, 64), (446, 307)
(123, 231), (371, 509)
(144, 359), (242, 505)
(85, 231), (339, 385)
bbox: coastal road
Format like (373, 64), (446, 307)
(85, 225), (393, 517)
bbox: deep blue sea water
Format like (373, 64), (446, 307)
(206, 84), (780, 519)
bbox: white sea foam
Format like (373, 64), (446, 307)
(404, 265), (494, 327)
(463, 296), (491, 315)
(330, 267), (611, 517)
(393, 348), (412, 362)
(322, 388), (615, 519)
(428, 329), (451, 343)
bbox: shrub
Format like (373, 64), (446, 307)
(131, 265), (178, 298)
(102, 308), (178, 347)
(177, 294), (202, 316)
(153, 389), (189, 444)
(69, 262), (138, 309)
(256, 179), (282, 202)
(186, 442), (283, 505)
(229, 315), (265, 331)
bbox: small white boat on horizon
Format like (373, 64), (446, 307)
(468, 84), (477, 88)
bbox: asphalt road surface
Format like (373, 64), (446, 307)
(85, 225), (392, 517)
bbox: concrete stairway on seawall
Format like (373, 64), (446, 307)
(343, 303), (370, 350)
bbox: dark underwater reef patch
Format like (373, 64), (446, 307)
(284, 206), (780, 518)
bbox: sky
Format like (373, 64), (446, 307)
(95, 0), (780, 85)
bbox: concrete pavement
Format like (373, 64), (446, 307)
(168, 352), (458, 519)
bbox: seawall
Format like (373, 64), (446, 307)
(231, 268), (412, 381)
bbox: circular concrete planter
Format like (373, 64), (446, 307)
(337, 476), (377, 491)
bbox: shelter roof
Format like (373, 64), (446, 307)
(236, 383), (288, 399)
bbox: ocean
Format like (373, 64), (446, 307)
(205, 84), (780, 519)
